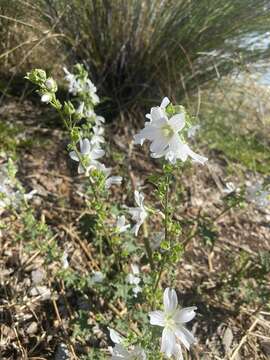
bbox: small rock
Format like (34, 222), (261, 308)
(31, 268), (45, 284)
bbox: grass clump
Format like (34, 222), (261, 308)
(33, 0), (270, 120)
(195, 77), (270, 174)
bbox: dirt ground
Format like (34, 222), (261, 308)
(0, 97), (269, 360)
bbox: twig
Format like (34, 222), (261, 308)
(230, 318), (259, 360)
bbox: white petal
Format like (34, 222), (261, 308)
(150, 135), (169, 154)
(80, 139), (91, 154)
(186, 146), (208, 164)
(164, 288), (178, 313)
(131, 222), (141, 236)
(172, 343), (184, 360)
(168, 113), (185, 133)
(174, 307), (197, 323)
(161, 328), (176, 357)
(91, 148), (105, 159)
(151, 107), (166, 123)
(134, 125), (162, 143)
(78, 163), (85, 174)
(149, 311), (165, 326)
(108, 328), (123, 344)
(160, 97), (170, 109)
(134, 133), (146, 145)
(175, 326), (196, 350)
(128, 207), (141, 220)
(134, 190), (144, 207)
(69, 151), (79, 161)
(168, 135), (185, 155)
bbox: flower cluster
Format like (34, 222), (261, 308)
(127, 190), (148, 236)
(126, 263), (142, 297)
(63, 64), (99, 120)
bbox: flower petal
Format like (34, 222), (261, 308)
(163, 288), (178, 313)
(69, 151), (79, 161)
(78, 163), (85, 174)
(160, 97), (170, 109)
(151, 107), (166, 122)
(91, 148), (105, 159)
(134, 190), (144, 207)
(80, 139), (91, 154)
(108, 328), (123, 344)
(174, 307), (197, 323)
(168, 113), (185, 133)
(175, 326), (196, 350)
(150, 135), (169, 154)
(161, 327), (176, 357)
(172, 343), (184, 360)
(186, 146), (208, 164)
(148, 311), (165, 326)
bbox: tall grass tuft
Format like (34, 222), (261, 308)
(35, 0), (270, 120)
(2, 0), (270, 121)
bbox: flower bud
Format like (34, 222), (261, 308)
(25, 69), (47, 85)
(63, 101), (75, 116)
(41, 93), (51, 103)
(45, 78), (57, 92)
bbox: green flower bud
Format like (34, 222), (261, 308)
(63, 101), (75, 116)
(25, 69), (47, 85)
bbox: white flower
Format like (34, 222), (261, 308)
(91, 124), (105, 146)
(115, 215), (130, 233)
(69, 139), (105, 174)
(84, 79), (100, 105)
(127, 190), (148, 236)
(149, 288), (197, 360)
(134, 97), (207, 165)
(63, 67), (81, 95)
(41, 93), (51, 103)
(223, 182), (236, 194)
(126, 264), (142, 297)
(109, 327), (146, 360)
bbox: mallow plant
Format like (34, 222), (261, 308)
(25, 65), (270, 359)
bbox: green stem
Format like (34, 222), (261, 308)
(57, 107), (114, 259)
(143, 222), (154, 270)
(153, 173), (170, 298)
